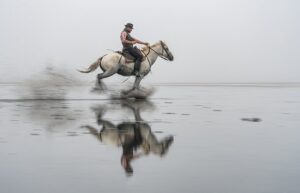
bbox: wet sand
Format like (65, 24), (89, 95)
(1, 83), (300, 193)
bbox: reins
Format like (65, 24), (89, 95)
(140, 48), (151, 65)
(147, 41), (171, 61)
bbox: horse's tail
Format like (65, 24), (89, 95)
(77, 56), (104, 73)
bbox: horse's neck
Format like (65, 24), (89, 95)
(147, 43), (161, 66)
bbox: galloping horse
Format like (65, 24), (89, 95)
(78, 40), (174, 93)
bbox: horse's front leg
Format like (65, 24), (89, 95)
(133, 76), (143, 90)
(122, 76), (143, 95)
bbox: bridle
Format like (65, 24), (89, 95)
(147, 41), (172, 61)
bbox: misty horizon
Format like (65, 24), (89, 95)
(0, 0), (299, 83)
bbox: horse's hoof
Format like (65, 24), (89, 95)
(97, 76), (102, 83)
(91, 78), (107, 94)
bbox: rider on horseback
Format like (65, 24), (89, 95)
(120, 23), (149, 76)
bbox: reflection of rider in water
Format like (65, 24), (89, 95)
(120, 123), (143, 174)
(118, 121), (173, 175)
(120, 23), (149, 76)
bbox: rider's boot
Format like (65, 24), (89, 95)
(133, 60), (141, 76)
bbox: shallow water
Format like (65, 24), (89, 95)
(1, 83), (300, 193)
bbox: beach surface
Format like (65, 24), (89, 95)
(1, 82), (300, 193)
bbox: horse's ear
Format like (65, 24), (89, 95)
(160, 40), (167, 45)
(159, 40), (167, 46)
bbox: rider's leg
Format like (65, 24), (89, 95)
(127, 47), (143, 75)
(134, 49), (143, 75)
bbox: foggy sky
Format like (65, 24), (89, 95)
(0, 0), (299, 83)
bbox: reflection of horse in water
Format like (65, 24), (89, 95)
(82, 100), (174, 175)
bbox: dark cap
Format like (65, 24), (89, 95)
(125, 23), (134, 29)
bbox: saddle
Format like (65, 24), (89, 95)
(115, 49), (146, 64)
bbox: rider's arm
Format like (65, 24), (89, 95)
(133, 38), (149, 46)
(121, 31), (136, 45)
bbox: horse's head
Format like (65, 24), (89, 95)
(159, 40), (174, 61)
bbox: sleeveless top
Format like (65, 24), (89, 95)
(121, 30), (134, 49)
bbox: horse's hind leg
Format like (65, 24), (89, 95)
(97, 55), (120, 83)
(97, 69), (116, 83)
(93, 69), (117, 91)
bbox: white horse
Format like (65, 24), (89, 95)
(78, 40), (174, 93)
